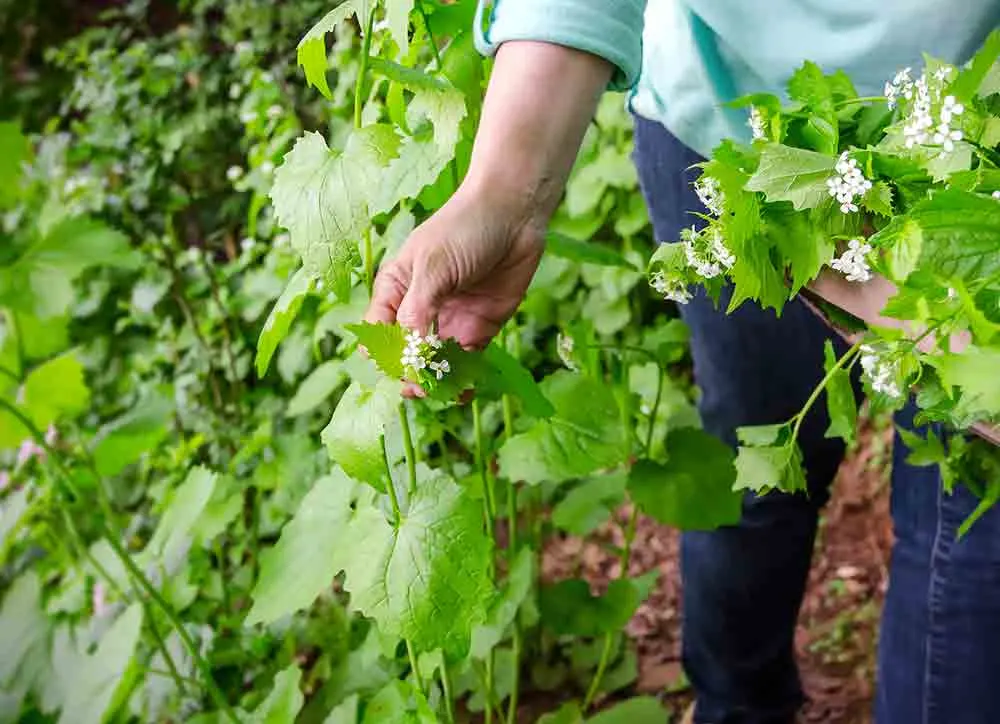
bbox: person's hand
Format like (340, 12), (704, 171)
(364, 182), (545, 349)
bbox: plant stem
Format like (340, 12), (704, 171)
(364, 228), (375, 298)
(380, 434), (403, 522)
(1, 400), (239, 724)
(406, 638), (425, 693)
(645, 364), (666, 454)
(500, 337), (522, 724)
(484, 652), (495, 724)
(790, 340), (862, 443)
(417, 3), (444, 72)
(440, 662), (456, 724)
(583, 633), (616, 710)
(399, 402), (418, 495)
(472, 399), (496, 521)
(354, 8), (377, 129)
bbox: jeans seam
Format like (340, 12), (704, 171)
(921, 472), (946, 724)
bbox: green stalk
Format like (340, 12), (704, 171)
(380, 434), (403, 523)
(501, 332), (522, 724)
(645, 364), (665, 454)
(440, 662), (456, 724)
(353, 7), (377, 130)
(1, 400), (239, 724)
(399, 403), (418, 495)
(790, 340), (862, 443)
(471, 399), (496, 521)
(407, 639), (425, 693)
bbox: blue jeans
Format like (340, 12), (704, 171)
(632, 115), (1000, 724)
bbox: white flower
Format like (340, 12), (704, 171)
(226, 165), (243, 182)
(266, 104), (283, 119)
(556, 333), (578, 371)
(992, 191), (1000, 200)
(259, 160), (274, 175)
(940, 95), (964, 124)
(694, 176), (725, 216)
(240, 237), (256, 253)
(827, 153), (872, 214)
(260, 71), (274, 84)
(830, 238), (873, 283)
(649, 270), (692, 305)
(44, 425), (57, 446)
(428, 360), (450, 380)
(933, 123), (963, 153)
(933, 66), (955, 82)
(228, 83), (242, 99)
(860, 344), (902, 398)
(748, 106), (766, 140)
(681, 226), (735, 280)
(235, 41), (253, 55)
(884, 67), (913, 109)
(239, 110), (257, 124)
(405, 330), (422, 346)
(423, 332), (442, 349)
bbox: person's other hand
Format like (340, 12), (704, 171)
(365, 181), (545, 350)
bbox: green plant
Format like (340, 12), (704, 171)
(649, 34), (1000, 534)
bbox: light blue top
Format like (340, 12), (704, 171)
(474, 0), (1000, 158)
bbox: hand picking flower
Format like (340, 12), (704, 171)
(830, 238), (873, 283)
(400, 329), (452, 385)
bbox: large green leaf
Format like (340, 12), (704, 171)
(247, 471), (360, 625)
(270, 128), (399, 302)
(286, 361), (347, 417)
(745, 144), (836, 210)
(321, 380), (401, 492)
(0, 217), (136, 319)
(341, 471), (493, 658)
(257, 267), (316, 378)
(247, 666), (304, 724)
(90, 394), (173, 477)
(0, 352), (90, 449)
(588, 697), (671, 724)
(345, 322), (407, 380)
(57, 604), (143, 724)
(627, 428), (742, 530)
(497, 371), (626, 485)
(551, 471), (627, 536)
(545, 231), (637, 270)
(470, 548), (534, 658)
(478, 343), (555, 419)
(929, 346), (1000, 421)
(733, 425), (807, 495)
(297, 1), (376, 98)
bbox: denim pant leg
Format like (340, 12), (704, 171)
(633, 116), (850, 723)
(877, 407), (1000, 724)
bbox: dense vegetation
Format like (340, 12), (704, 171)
(0, 2), (702, 722)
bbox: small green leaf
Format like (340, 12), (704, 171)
(745, 144), (837, 210)
(90, 394), (173, 477)
(321, 380), (401, 492)
(876, 217), (923, 282)
(0, 352), (90, 449)
(863, 181), (895, 217)
(0, 573), (46, 688)
(322, 695), (359, 724)
(286, 361), (347, 417)
(588, 697), (671, 724)
(823, 341), (858, 444)
(0, 122), (30, 209)
(538, 576), (654, 638)
(733, 440), (807, 495)
(545, 231), (637, 270)
(362, 681), (436, 724)
(257, 267), (315, 378)
(929, 346), (1000, 420)
(497, 371), (626, 485)
(897, 427), (946, 467)
(552, 471), (627, 536)
(628, 428), (742, 530)
(345, 322), (406, 380)
(341, 471), (494, 658)
(298, 1), (376, 98)
(950, 28), (1000, 102)
(247, 471), (361, 625)
(144, 466), (218, 569)
(246, 666), (304, 724)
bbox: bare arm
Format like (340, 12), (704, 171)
(366, 41), (613, 347)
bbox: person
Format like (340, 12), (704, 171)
(364, 1), (1000, 721)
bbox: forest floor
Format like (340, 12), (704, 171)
(540, 417), (895, 723)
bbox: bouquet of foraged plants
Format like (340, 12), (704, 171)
(648, 31), (1000, 529)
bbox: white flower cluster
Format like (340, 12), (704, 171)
(682, 225), (736, 279)
(649, 270), (692, 305)
(401, 330), (451, 380)
(556, 333), (578, 371)
(886, 65), (964, 154)
(860, 344), (902, 398)
(694, 176), (725, 217)
(748, 106), (766, 140)
(830, 238), (873, 283)
(827, 152), (873, 214)
(992, 191), (1000, 200)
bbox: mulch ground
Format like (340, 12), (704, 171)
(538, 418), (895, 723)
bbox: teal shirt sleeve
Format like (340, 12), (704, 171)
(474, 0), (647, 91)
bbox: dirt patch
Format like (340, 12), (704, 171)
(538, 418), (895, 722)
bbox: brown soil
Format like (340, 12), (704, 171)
(538, 419), (895, 723)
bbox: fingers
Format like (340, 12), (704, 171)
(396, 264), (443, 336)
(365, 259), (408, 325)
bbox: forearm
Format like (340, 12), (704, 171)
(460, 40), (613, 227)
